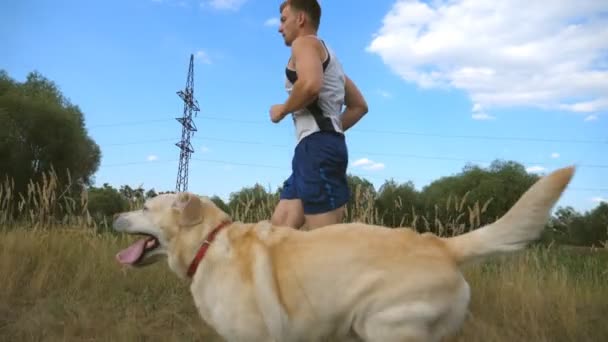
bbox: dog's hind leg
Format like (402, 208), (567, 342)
(358, 324), (431, 342)
(354, 306), (437, 342)
(429, 281), (471, 341)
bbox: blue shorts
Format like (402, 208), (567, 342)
(280, 131), (350, 215)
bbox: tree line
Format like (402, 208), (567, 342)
(1, 70), (606, 247)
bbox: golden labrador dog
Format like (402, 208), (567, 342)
(113, 166), (575, 342)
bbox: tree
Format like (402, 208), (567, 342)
(418, 160), (539, 233)
(227, 183), (278, 222)
(145, 189), (158, 199)
(549, 203), (608, 247)
(374, 179), (419, 228)
(119, 185), (146, 209)
(87, 183), (129, 230)
(210, 195), (230, 214)
(0, 70), (101, 217)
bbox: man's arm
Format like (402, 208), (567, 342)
(340, 75), (368, 131)
(277, 38), (323, 119)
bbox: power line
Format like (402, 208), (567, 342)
(102, 159), (178, 167)
(355, 150), (608, 169)
(87, 115), (608, 145)
(88, 118), (174, 128)
(91, 116), (607, 193)
(100, 134), (608, 170)
(105, 138), (177, 146)
(98, 157), (608, 193)
(191, 158), (286, 170)
(354, 128), (607, 145)
(195, 136), (290, 149)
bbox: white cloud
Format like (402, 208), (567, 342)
(352, 158), (372, 167)
(194, 50), (212, 64)
(353, 158), (386, 171)
(472, 112), (494, 121)
(551, 152), (560, 159)
(526, 165), (546, 173)
(471, 103), (495, 120)
(264, 17), (280, 27)
(377, 89), (392, 98)
(366, 163), (386, 171)
(147, 155), (159, 162)
(204, 0), (247, 11)
(584, 115), (598, 122)
(559, 98), (608, 113)
(366, 0), (608, 117)
(592, 197), (608, 203)
(152, 0), (189, 8)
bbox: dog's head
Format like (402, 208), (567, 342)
(112, 192), (229, 274)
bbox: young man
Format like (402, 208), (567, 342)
(269, 0), (369, 230)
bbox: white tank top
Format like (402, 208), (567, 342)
(285, 37), (345, 143)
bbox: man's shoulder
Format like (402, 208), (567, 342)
(291, 35), (319, 49)
(291, 36), (332, 61)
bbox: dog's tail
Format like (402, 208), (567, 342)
(444, 166), (575, 266)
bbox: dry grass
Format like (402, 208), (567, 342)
(454, 248), (608, 342)
(1, 227), (606, 342)
(0, 228), (222, 342)
(0, 169), (93, 229)
(1, 173), (607, 341)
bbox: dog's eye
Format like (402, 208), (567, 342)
(143, 206), (149, 212)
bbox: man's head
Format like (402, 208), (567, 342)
(278, 0), (321, 46)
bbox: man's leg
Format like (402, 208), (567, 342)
(297, 132), (350, 230)
(271, 198), (305, 228)
(271, 173), (306, 229)
(304, 204), (346, 230)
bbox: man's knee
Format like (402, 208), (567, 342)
(271, 199), (305, 228)
(304, 205), (345, 230)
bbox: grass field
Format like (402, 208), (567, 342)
(1, 226), (607, 342)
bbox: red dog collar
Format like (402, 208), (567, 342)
(187, 220), (231, 278)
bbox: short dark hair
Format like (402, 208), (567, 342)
(280, 0), (321, 30)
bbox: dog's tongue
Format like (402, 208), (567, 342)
(116, 238), (148, 265)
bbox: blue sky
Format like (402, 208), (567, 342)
(2, 0), (607, 212)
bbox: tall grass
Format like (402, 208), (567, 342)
(0, 228), (220, 341)
(0, 169), (92, 229)
(1, 173), (607, 341)
(1, 227), (606, 341)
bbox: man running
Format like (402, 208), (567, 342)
(269, 0), (369, 230)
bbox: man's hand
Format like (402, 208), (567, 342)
(270, 104), (288, 123)
(340, 75), (368, 131)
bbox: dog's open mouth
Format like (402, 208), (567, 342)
(116, 234), (160, 266)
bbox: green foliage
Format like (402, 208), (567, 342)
(419, 160), (539, 227)
(87, 184), (129, 230)
(210, 195), (230, 213)
(374, 178), (419, 227)
(0, 70), (605, 247)
(227, 183), (278, 222)
(548, 203), (608, 247)
(0, 70), (101, 218)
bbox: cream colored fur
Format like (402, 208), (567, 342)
(113, 166), (575, 342)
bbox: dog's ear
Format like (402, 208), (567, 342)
(172, 192), (204, 227)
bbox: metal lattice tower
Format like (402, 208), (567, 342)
(175, 54), (200, 192)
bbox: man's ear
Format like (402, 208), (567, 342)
(172, 192), (204, 227)
(296, 11), (306, 26)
